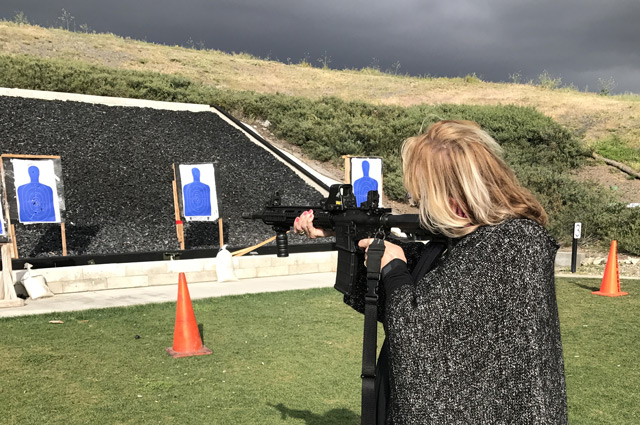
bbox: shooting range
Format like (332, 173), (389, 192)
(2, 13), (640, 423)
(0, 81), (638, 425)
(0, 89), (330, 297)
(345, 156), (383, 207)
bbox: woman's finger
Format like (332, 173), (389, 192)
(301, 210), (314, 238)
(358, 238), (373, 250)
(293, 217), (302, 233)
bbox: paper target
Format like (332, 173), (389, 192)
(179, 164), (219, 222)
(12, 159), (63, 224)
(350, 157), (383, 207)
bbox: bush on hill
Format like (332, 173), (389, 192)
(1, 54), (638, 254)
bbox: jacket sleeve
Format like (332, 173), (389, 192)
(341, 239), (425, 322)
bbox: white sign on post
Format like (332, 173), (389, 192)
(573, 222), (582, 239)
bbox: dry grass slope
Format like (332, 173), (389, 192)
(1, 22), (640, 149)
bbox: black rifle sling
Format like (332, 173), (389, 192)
(411, 240), (448, 282)
(361, 238), (385, 425)
(374, 240), (449, 425)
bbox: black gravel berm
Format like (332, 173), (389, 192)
(0, 96), (325, 257)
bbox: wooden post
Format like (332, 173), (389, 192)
(0, 244), (24, 308)
(231, 233), (283, 257)
(0, 158), (17, 258)
(60, 222), (68, 256)
(218, 218), (224, 247)
(343, 155), (352, 184)
(0, 154), (61, 159)
(10, 224), (18, 258)
(172, 164), (185, 250)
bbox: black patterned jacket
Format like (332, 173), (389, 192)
(345, 219), (567, 425)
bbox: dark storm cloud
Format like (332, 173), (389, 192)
(1, 0), (638, 92)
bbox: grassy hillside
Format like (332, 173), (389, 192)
(1, 21), (640, 151)
(0, 22), (639, 254)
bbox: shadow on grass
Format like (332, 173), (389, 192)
(570, 280), (600, 292)
(198, 323), (205, 345)
(268, 403), (359, 425)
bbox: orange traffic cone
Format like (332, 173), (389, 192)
(592, 240), (628, 297)
(166, 273), (212, 357)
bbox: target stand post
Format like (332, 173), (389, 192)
(0, 159), (17, 258)
(0, 169), (23, 307)
(0, 244), (24, 308)
(218, 218), (224, 247)
(172, 164), (186, 250)
(10, 224), (18, 258)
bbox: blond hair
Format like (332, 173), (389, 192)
(401, 120), (547, 238)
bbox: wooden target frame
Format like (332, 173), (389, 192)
(171, 163), (224, 251)
(0, 156), (22, 308)
(0, 154), (67, 258)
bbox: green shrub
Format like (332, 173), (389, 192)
(0, 54), (636, 253)
(537, 70), (563, 90)
(517, 165), (640, 253)
(12, 11), (30, 25)
(464, 73), (482, 83)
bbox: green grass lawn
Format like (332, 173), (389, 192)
(0, 278), (638, 424)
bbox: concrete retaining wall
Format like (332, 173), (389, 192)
(12, 250), (582, 295)
(13, 252), (338, 294)
(554, 251), (585, 268)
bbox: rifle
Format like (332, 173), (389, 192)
(242, 183), (440, 296)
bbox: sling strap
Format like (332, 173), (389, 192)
(411, 240), (447, 282)
(372, 239), (449, 425)
(361, 238), (385, 425)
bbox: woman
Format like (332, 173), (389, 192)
(295, 120), (567, 424)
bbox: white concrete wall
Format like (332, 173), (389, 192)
(12, 252), (338, 294)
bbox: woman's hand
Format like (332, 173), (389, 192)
(358, 239), (407, 271)
(293, 210), (335, 239)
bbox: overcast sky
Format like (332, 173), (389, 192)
(2, 0), (639, 94)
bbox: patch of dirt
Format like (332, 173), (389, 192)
(571, 159), (640, 204)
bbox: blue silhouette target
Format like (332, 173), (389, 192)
(183, 168), (212, 216)
(350, 157), (383, 207)
(17, 166), (56, 222)
(353, 160), (379, 207)
(12, 160), (63, 224)
(179, 164), (219, 221)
